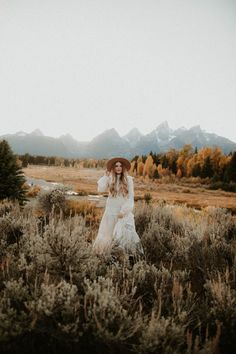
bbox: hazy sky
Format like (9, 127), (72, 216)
(0, 0), (236, 142)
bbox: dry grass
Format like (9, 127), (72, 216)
(65, 199), (103, 226)
(23, 165), (236, 214)
(25, 185), (41, 198)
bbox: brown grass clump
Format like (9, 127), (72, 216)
(65, 199), (102, 227)
(25, 185), (41, 198)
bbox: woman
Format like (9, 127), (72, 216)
(92, 157), (143, 260)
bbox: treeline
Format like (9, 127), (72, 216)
(17, 145), (236, 187)
(18, 154), (71, 167)
(17, 153), (107, 169)
(130, 144), (236, 184)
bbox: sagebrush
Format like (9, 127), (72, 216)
(0, 200), (235, 354)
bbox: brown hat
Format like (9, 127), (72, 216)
(106, 157), (131, 172)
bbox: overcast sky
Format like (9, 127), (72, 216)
(0, 0), (236, 142)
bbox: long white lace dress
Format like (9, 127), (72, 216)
(92, 174), (143, 257)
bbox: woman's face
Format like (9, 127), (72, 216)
(114, 161), (123, 175)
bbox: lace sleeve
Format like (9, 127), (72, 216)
(120, 176), (134, 215)
(97, 175), (110, 193)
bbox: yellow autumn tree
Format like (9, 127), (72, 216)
(176, 168), (182, 178)
(218, 155), (231, 176)
(137, 161), (144, 176)
(150, 163), (158, 179)
(130, 160), (137, 176)
(143, 155), (154, 178)
(186, 154), (198, 177)
(210, 147), (223, 174)
(176, 144), (193, 177)
(197, 147), (212, 168)
(176, 155), (185, 176)
(156, 163), (170, 177)
(166, 148), (178, 173)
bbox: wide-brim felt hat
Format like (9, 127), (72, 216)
(106, 157), (131, 171)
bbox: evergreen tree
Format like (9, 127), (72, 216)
(169, 157), (177, 174)
(152, 153), (161, 166)
(161, 154), (169, 168)
(212, 172), (220, 183)
(153, 169), (160, 179)
(20, 153), (30, 167)
(192, 163), (201, 177)
(201, 156), (214, 178)
(224, 151), (236, 182)
(131, 155), (139, 162)
(142, 155), (147, 163)
(0, 140), (27, 204)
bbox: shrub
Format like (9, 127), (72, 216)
(0, 201), (235, 353)
(138, 314), (186, 354)
(204, 273), (236, 353)
(134, 201), (154, 236)
(0, 200), (15, 217)
(37, 188), (66, 215)
(83, 277), (142, 346)
(144, 193), (152, 204)
(0, 214), (24, 247)
(209, 181), (236, 193)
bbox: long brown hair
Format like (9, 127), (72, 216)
(109, 165), (129, 197)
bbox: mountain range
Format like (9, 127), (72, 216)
(1, 122), (235, 158)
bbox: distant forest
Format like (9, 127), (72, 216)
(18, 144), (236, 191)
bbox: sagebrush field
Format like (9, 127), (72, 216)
(0, 181), (235, 353)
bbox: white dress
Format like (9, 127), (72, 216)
(92, 174), (143, 256)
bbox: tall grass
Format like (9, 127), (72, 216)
(0, 199), (235, 353)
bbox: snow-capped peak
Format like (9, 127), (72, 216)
(123, 127), (143, 147)
(15, 131), (27, 137)
(30, 129), (44, 137)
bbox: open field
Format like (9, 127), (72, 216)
(23, 165), (236, 213)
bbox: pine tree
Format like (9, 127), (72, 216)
(161, 154), (169, 168)
(0, 140), (27, 204)
(201, 156), (214, 178)
(153, 169), (159, 179)
(20, 153), (30, 167)
(192, 163), (201, 177)
(224, 151), (236, 182)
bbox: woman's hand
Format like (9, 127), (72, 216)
(117, 212), (125, 219)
